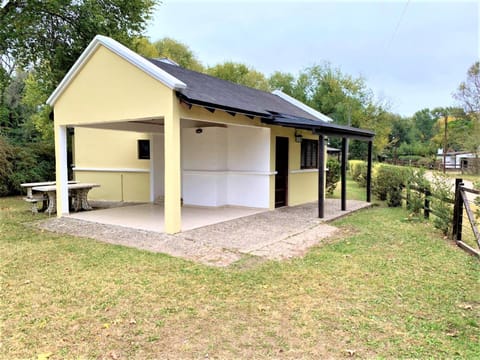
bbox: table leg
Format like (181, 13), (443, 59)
(71, 190), (81, 212)
(79, 189), (93, 210)
(41, 194), (48, 211)
(45, 191), (56, 215)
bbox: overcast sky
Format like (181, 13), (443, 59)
(146, 0), (479, 117)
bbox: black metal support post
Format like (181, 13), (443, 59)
(452, 178), (464, 241)
(341, 137), (348, 211)
(424, 188), (431, 219)
(318, 135), (325, 218)
(366, 140), (373, 203)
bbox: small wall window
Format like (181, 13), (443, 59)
(138, 139), (150, 160)
(301, 139), (318, 169)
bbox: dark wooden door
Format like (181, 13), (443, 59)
(275, 137), (289, 208)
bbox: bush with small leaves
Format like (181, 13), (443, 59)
(348, 160), (367, 187)
(0, 136), (14, 196)
(326, 159), (340, 195)
(429, 174), (454, 235)
(372, 164), (410, 207)
(405, 168), (430, 216)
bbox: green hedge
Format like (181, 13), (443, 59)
(373, 164), (410, 207)
(0, 135), (55, 196)
(348, 160), (367, 187)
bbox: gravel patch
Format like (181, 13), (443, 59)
(35, 200), (371, 267)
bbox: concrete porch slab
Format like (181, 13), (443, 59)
(37, 199), (372, 267)
(67, 204), (267, 232)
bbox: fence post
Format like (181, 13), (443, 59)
(424, 187), (430, 219)
(405, 185), (410, 209)
(452, 178), (463, 241)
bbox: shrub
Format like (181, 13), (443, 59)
(0, 136), (14, 196)
(398, 155), (422, 162)
(349, 160), (367, 187)
(373, 164), (409, 207)
(326, 159), (340, 195)
(0, 137), (55, 196)
(429, 174), (454, 235)
(405, 168), (430, 216)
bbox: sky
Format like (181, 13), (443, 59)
(146, 0), (479, 117)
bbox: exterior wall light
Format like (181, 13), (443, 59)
(295, 130), (303, 143)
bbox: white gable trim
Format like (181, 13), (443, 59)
(272, 89), (333, 123)
(47, 35), (187, 106)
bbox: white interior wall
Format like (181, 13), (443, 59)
(226, 126), (270, 207)
(152, 134), (165, 200)
(181, 125), (270, 208)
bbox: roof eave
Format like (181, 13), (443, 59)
(177, 92), (270, 119)
(272, 90), (334, 123)
(47, 35), (186, 106)
(262, 116), (375, 141)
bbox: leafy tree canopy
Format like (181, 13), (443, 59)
(153, 37), (204, 72)
(207, 62), (270, 91)
(454, 61), (480, 114)
(0, 0), (157, 88)
(0, 0), (157, 142)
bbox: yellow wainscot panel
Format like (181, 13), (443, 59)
(122, 172), (150, 202)
(75, 171), (122, 201)
(75, 171), (150, 202)
(289, 171), (319, 206)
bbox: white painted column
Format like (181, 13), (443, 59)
(149, 134), (155, 202)
(163, 95), (182, 234)
(55, 125), (69, 216)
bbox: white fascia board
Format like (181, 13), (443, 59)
(272, 89), (333, 123)
(47, 35), (186, 106)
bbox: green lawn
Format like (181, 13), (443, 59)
(1, 196), (479, 359)
(330, 176), (367, 201)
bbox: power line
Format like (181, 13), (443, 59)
(385, 0), (411, 51)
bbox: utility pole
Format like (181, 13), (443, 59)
(443, 114), (448, 174)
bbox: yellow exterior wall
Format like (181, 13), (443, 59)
(53, 40), (325, 216)
(269, 126), (323, 207)
(74, 128), (150, 169)
(51, 43), (175, 205)
(72, 128), (151, 202)
(54, 46), (172, 125)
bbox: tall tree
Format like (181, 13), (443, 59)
(153, 38), (204, 72)
(207, 62), (270, 91)
(453, 61), (480, 155)
(411, 108), (437, 142)
(0, 0), (157, 141)
(283, 63), (391, 157)
(454, 61), (480, 113)
(1, 0), (157, 88)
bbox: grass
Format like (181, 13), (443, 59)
(439, 170), (480, 184)
(329, 176), (367, 201)
(1, 196), (479, 359)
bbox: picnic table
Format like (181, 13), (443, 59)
(31, 183), (100, 214)
(21, 181), (79, 213)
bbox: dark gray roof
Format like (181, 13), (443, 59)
(148, 59), (320, 120)
(264, 114), (375, 140)
(147, 59), (374, 140)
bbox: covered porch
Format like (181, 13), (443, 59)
(66, 198), (370, 233)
